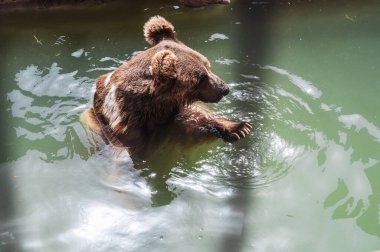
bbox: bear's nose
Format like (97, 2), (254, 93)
(222, 86), (230, 96)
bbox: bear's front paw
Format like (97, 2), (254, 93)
(221, 121), (252, 143)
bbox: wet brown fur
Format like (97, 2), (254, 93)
(82, 16), (251, 155)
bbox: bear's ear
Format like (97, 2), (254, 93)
(144, 16), (177, 45)
(150, 50), (177, 94)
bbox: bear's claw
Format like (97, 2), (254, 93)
(222, 121), (252, 143)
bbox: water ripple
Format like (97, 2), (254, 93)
(8, 63), (94, 161)
(262, 65), (323, 99)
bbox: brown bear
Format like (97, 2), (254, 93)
(82, 16), (251, 155)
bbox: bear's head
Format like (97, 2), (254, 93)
(143, 16), (230, 104)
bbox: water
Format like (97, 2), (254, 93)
(1, 1), (380, 251)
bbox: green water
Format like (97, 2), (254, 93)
(1, 1), (380, 251)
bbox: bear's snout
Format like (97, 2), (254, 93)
(221, 86), (230, 96)
(194, 73), (230, 103)
(212, 75), (229, 97)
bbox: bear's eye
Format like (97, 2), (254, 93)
(143, 68), (152, 79)
(199, 75), (209, 84)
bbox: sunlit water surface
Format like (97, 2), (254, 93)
(0, 1), (380, 251)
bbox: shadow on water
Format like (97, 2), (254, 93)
(0, 163), (20, 251)
(218, 1), (276, 251)
(0, 50), (21, 252)
(0, 170), (19, 251)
